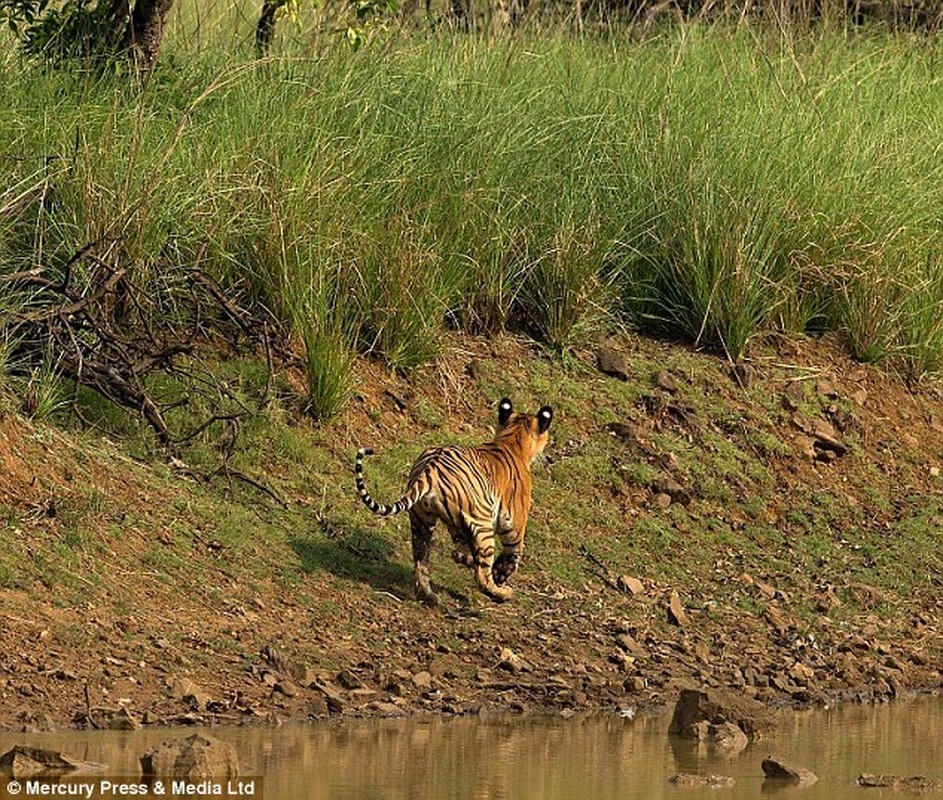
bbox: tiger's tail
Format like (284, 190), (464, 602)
(355, 447), (423, 516)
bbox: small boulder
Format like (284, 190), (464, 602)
(857, 774), (943, 789)
(782, 381), (806, 410)
(313, 680), (346, 713)
(669, 688), (771, 739)
(615, 633), (647, 658)
(654, 478), (691, 506)
(667, 591), (687, 627)
(167, 676), (212, 712)
(498, 648), (533, 674)
(411, 671), (434, 691)
(140, 733), (239, 780)
(616, 575), (645, 595)
(710, 721), (749, 752)
(0, 746), (104, 777)
(732, 361), (757, 389)
(597, 346), (631, 381)
(761, 756), (817, 786)
(812, 418), (847, 457)
(654, 369), (678, 393)
(336, 669), (364, 690)
(670, 773), (736, 787)
(103, 706), (142, 731)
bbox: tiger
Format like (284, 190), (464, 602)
(354, 398), (553, 605)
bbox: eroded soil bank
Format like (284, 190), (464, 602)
(0, 332), (940, 731)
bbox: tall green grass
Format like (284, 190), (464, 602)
(1, 22), (941, 422)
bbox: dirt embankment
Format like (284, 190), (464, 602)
(0, 332), (941, 732)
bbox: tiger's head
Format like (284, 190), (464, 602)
(495, 397), (553, 463)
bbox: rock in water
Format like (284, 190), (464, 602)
(669, 688), (772, 738)
(762, 756), (817, 785)
(670, 773), (736, 787)
(857, 774), (943, 789)
(0, 746), (105, 777)
(140, 733), (239, 779)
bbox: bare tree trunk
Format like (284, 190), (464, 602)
(256, 0), (282, 57)
(123, 0), (176, 83)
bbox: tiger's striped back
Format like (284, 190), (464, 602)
(354, 398), (553, 604)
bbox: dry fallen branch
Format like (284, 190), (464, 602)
(4, 243), (277, 456)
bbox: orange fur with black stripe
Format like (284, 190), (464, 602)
(355, 398), (553, 604)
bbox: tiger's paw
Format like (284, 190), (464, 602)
(414, 581), (439, 606)
(486, 584), (514, 602)
(492, 555), (519, 585)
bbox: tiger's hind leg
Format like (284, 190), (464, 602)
(409, 509), (438, 606)
(465, 514), (513, 602)
(493, 516), (524, 587)
(447, 524), (474, 567)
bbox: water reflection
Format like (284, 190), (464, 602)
(0, 696), (940, 799)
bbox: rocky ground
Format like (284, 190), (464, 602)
(0, 331), (941, 732)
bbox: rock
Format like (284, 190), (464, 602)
(815, 377), (839, 398)
(654, 478), (691, 506)
(857, 774), (943, 789)
(616, 575), (645, 595)
(795, 435), (818, 459)
(655, 492), (672, 509)
(366, 701), (407, 716)
(312, 680), (346, 713)
(765, 606), (790, 636)
(273, 681), (297, 697)
(852, 388), (868, 407)
(428, 655), (464, 679)
(411, 671), (434, 691)
(782, 381), (806, 410)
(761, 756), (817, 785)
(669, 688), (772, 738)
(596, 346), (631, 381)
(668, 591), (687, 627)
(670, 773), (736, 787)
(615, 634), (647, 658)
(167, 676), (211, 711)
(105, 706), (142, 731)
(710, 721), (749, 752)
(788, 662), (815, 686)
(498, 648), (533, 674)
(654, 369), (678, 393)
(812, 418), (847, 457)
(140, 734), (239, 780)
(732, 361), (757, 389)
(0, 746), (105, 777)
(337, 669), (364, 690)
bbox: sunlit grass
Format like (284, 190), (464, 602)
(1, 22), (941, 403)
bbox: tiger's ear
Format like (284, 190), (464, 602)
(537, 406), (553, 434)
(498, 398), (513, 426)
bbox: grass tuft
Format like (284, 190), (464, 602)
(1, 23), (941, 415)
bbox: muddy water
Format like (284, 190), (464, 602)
(1, 697), (941, 799)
